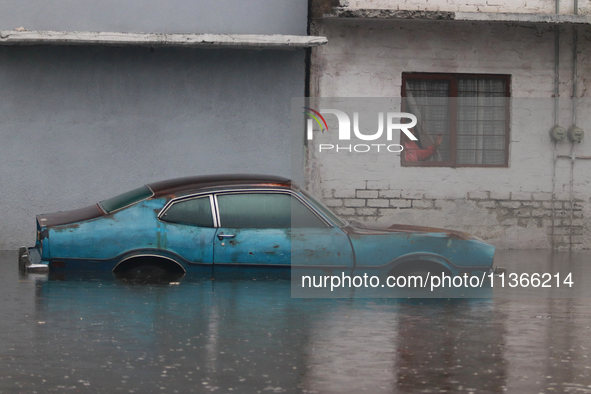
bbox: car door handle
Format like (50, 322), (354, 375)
(217, 233), (236, 241)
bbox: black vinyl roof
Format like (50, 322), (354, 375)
(148, 174), (292, 197)
(38, 175), (293, 227)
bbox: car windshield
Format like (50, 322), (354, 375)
(99, 185), (154, 213)
(300, 189), (348, 228)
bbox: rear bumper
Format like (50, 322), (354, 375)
(18, 246), (49, 273)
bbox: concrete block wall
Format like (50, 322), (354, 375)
(0, 45), (305, 250)
(341, 0), (589, 15)
(321, 184), (587, 249)
(307, 19), (591, 249)
(310, 21), (590, 98)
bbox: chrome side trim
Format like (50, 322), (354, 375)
(112, 253), (187, 273)
(209, 194), (218, 228)
(97, 203), (107, 215)
(213, 194), (221, 226)
(27, 264), (50, 273)
(158, 192), (213, 220)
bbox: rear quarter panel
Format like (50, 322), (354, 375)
(48, 198), (167, 260)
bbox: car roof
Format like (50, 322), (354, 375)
(148, 174), (292, 198)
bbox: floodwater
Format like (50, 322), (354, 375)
(1, 250), (591, 393)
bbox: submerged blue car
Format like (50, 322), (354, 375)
(19, 175), (496, 279)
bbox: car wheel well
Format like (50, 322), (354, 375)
(113, 255), (186, 275)
(388, 260), (451, 277)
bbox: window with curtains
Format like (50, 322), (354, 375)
(401, 73), (510, 167)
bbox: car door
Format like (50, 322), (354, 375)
(212, 190), (354, 269)
(158, 195), (217, 264)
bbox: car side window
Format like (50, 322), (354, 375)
(161, 196), (214, 227)
(217, 193), (327, 229)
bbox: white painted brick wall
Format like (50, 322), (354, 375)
(343, 0), (588, 15)
(413, 200), (435, 209)
(344, 199), (366, 207)
(379, 190), (402, 198)
(356, 190), (379, 198)
(468, 191), (489, 200)
(334, 189), (358, 198)
(319, 191), (586, 248)
(368, 199), (390, 207)
(511, 192), (533, 201)
(390, 199), (412, 208)
(307, 18), (591, 250)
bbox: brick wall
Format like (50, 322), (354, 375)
(306, 17), (591, 250)
(341, 0), (589, 15)
(321, 184), (588, 249)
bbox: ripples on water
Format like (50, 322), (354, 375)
(1, 250), (590, 393)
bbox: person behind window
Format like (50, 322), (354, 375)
(404, 127), (443, 162)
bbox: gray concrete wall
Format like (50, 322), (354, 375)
(0, 45), (305, 249)
(0, 0), (308, 35)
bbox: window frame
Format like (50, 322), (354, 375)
(401, 72), (511, 168)
(213, 190), (332, 229)
(159, 194), (218, 227)
(158, 188), (335, 229)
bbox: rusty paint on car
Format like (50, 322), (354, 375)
(21, 175), (495, 277)
(53, 223), (81, 232)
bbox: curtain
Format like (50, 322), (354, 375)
(457, 78), (506, 165)
(405, 77), (507, 165)
(405, 80), (449, 162)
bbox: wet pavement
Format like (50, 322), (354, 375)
(1, 250), (591, 393)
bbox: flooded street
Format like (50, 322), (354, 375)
(1, 250), (591, 393)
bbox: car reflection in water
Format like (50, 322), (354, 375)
(8, 250), (591, 393)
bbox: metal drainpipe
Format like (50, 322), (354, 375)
(551, 13), (560, 249)
(552, 0), (581, 250)
(568, 21), (578, 250)
(551, 141), (557, 249)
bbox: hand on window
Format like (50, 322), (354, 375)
(434, 134), (443, 148)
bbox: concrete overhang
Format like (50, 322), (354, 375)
(0, 30), (328, 49)
(319, 9), (591, 25)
